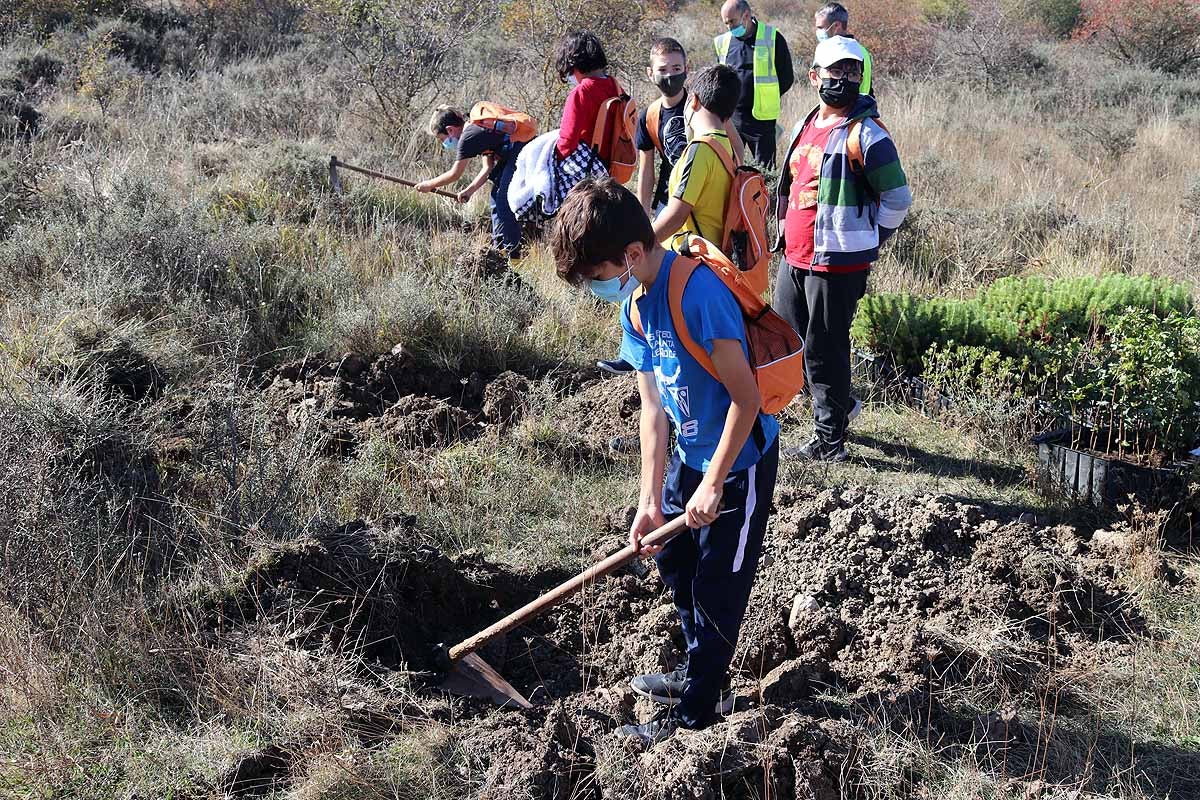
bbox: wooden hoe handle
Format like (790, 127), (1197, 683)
(329, 156), (461, 200)
(448, 515), (691, 662)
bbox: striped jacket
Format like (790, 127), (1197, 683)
(777, 95), (912, 268)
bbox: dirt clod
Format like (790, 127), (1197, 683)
(482, 370), (531, 428)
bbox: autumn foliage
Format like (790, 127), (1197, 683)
(1074, 0), (1200, 73)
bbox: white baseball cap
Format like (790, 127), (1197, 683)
(812, 35), (865, 69)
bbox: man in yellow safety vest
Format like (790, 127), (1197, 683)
(814, 2), (873, 95)
(714, 0), (794, 169)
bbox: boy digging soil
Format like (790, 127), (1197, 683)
(416, 104), (535, 262)
(552, 177), (780, 746)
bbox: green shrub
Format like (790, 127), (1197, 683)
(855, 274), (1200, 457)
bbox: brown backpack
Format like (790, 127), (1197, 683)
(590, 80), (638, 184)
(629, 235), (805, 415)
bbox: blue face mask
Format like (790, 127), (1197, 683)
(589, 257), (639, 303)
(815, 28), (830, 42)
(442, 136), (458, 151)
(730, 23), (747, 38)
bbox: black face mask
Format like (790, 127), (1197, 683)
(819, 76), (860, 109)
(654, 72), (687, 98)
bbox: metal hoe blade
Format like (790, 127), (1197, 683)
(440, 652), (532, 710)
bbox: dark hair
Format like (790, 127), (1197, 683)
(428, 105), (464, 135)
(554, 30), (608, 81)
(551, 178), (654, 286)
(732, 0), (751, 12)
(816, 2), (849, 26)
(650, 36), (686, 63)
(688, 64), (740, 121)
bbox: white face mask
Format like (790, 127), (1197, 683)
(567, 74), (579, 88)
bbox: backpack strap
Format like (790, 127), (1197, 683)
(695, 135), (737, 177)
(665, 255), (720, 382)
(646, 98), (664, 155)
(846, 117), (888, 176)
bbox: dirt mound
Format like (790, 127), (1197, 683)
(205, 518), (557, 673)
(418, 485), (1162, 797)
(459, 243), (512, 281)
(203, 484), (1168, 798)
(265, 346), (487, 414)
(481, 370), (530, 428)
(259, 346), (495, 453)
(361, 394), (473, 448)
(551, 375), (640, 447)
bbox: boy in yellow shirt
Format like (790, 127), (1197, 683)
(651, 64), (740, 249)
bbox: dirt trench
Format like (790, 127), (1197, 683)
(206, 479), (1178, 799)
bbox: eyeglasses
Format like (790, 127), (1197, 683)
(821, 65), (863, 80)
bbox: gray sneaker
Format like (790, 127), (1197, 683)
(630, 670), (736, 714)
(617, 711), (680, 746)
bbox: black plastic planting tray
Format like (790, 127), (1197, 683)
(1033, 427), (1193, 507)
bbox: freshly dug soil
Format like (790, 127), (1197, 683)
(204, 517), (565, 673)
(444, 485), (1171, 798)
(550, 375), (640, 447)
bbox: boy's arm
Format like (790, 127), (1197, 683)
(652, 196), (693, 245)
(630, 370), (670, 555)
(416, 158), (469, 191)
(458, 155), (494, 203)
(685, 338), (761, 528)
(636, 149), (657, 216)
(862, 127), (912, 239)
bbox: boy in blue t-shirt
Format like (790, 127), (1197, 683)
(551, 177), (780, 746)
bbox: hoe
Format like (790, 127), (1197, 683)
(437, 515), (691, 708)
(328, 155), (460, 200)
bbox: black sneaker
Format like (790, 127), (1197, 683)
(785, 435), (848, 462)
(597, 358), (635, 375)
(616, 710), (680, 746)
(630, 670), (736, 714)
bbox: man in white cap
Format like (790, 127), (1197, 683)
(774, 36), (912, 461)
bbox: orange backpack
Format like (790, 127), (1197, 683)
(469, 102), (538, 144)
(683, 136), (771, 297)
(590, 81), (638, 184)
(630, 236), (805, 415)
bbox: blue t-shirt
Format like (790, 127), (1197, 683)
(619, 251), (779, 473)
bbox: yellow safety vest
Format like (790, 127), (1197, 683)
(713, 22), (780, 121)
(861, 45), (873, 95)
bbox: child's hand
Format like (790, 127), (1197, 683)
(629, 504), (666, 558)
(685, 482), (722, 528)
(456, 188), (475, 204)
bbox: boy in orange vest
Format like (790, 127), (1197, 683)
(552, 177), (780, 746)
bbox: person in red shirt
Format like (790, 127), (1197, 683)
(554, 31), (620, 160)
(775, 36), (911, 462)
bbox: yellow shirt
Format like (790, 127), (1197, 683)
(666, 131), (732, 247)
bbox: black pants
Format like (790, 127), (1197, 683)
(654, 439), (779, 729)
(774, 265), (869, 444)
(731, 112), (777, 169)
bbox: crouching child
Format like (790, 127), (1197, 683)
(551, 177), (781, 745)
(417, 103), (536, 262)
